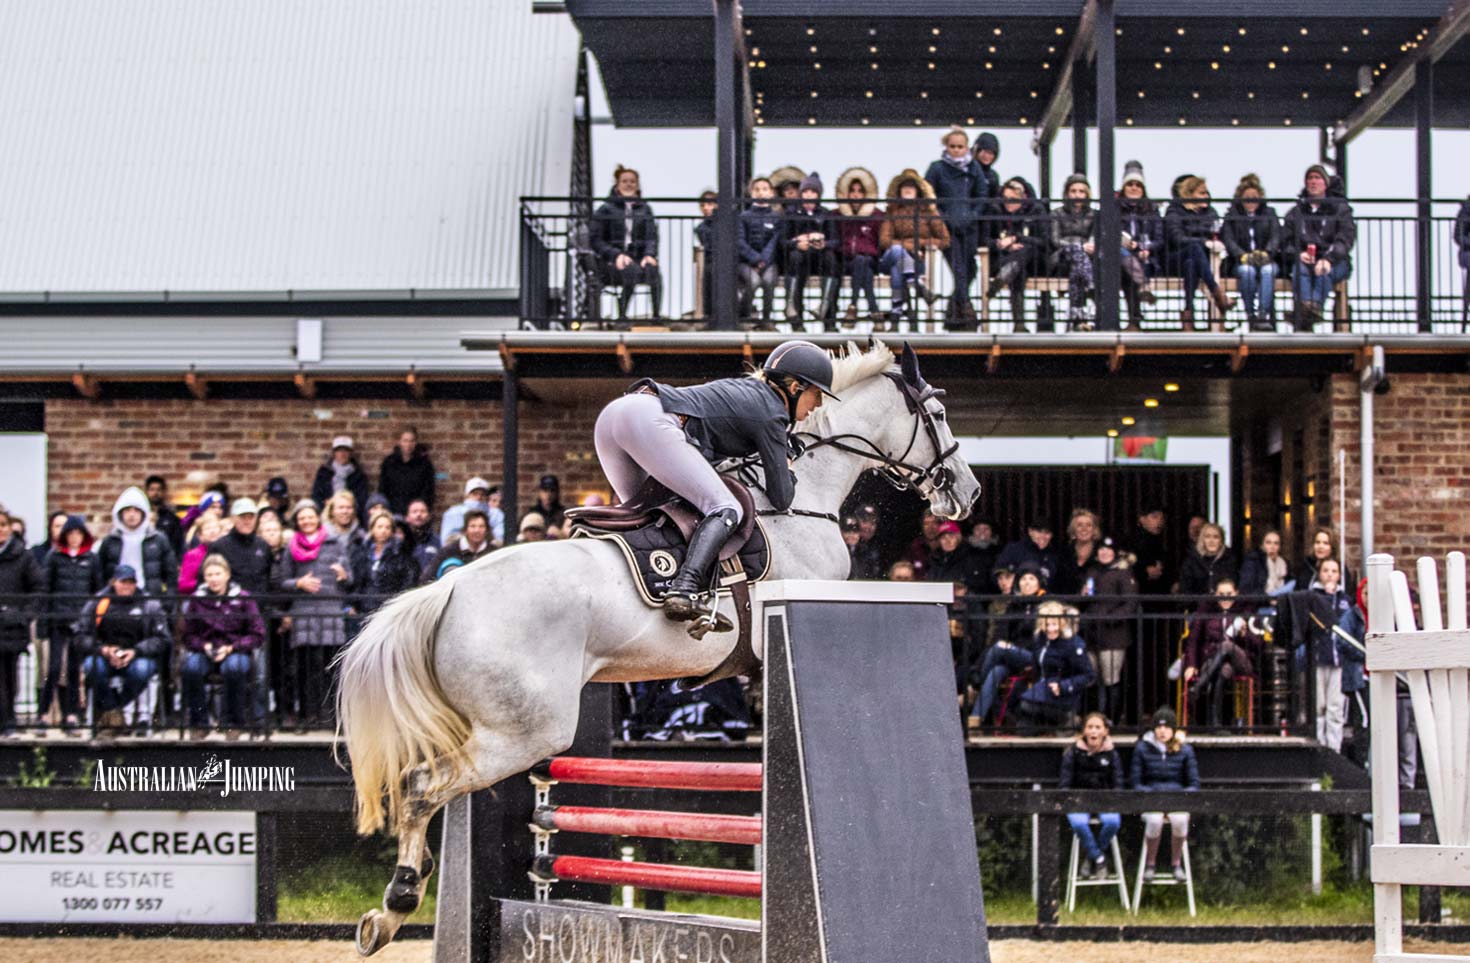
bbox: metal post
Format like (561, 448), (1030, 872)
(1094, 0), (1119, 332)
(1071, 68), (1088, 178)
(711, 0), (741, 331)
(1039, 141), (1053, 204)
(1036, 814), (1061, 925)
(501, 368), (519, 544)
(1310, 780), (1323, 895)
(1415, 59), (1433, 331)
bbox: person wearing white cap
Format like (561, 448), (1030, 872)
(439, 476), (495, 545)
(213, 497), (272, 597)
(311, 435), (369, 524)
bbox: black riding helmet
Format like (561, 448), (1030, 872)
(762, 340), (840, 401)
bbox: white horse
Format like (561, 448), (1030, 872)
(337, 341), (979, 955)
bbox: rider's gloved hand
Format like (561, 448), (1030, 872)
(786, 433), (807, 459)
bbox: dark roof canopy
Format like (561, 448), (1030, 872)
(569, 0), (1470, 129)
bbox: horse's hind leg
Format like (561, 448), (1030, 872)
(356, 727), (571, 957)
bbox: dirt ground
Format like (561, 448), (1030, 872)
(3, 937), (1461, 963)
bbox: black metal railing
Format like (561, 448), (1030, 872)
(520, 195), (1470, 332)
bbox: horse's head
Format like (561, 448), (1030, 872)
(798, 341), (979, 521)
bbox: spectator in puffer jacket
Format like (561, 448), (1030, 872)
(924, 126), (988, 324)
(738, 177), (782, 324)
(1059, 712), (1124, 878)
(1164, 176), (1235, 324)
(1282, 164), (1355, 329)
(1116, 160), (1163, 324)
(972, 131), (1002, 222)
(995, 520), (1060, 586)
(1130, 706), (1200, 882)
(984, 177), (1046, 323)
(212, 499), (273, 597)
(78, 566), (172, 731)
(781, 172), (841, 325)
(1301, 557), (1352, 751)
(42, 515), (102, 729)
(1050, 173), (1099, 325)
(835, 167), (884, 321)
(1221, 173), (1283, 328)
(179, 555), (264, 733)
(591, 166), (662, 322)
(0, 506), (43, 734)
(878, 170), (949, 322)
(1017, 602), (1096, 729)
(351, 513), (419, 615)
(97, 486), (179, 601)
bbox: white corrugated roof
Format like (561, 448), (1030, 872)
(0, 1), (578, 299)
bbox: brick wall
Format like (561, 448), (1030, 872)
(44, 394), (622, 529)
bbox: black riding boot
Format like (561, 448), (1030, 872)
(783, 276), (804, 322)
(818, 277), (841, 328)
(663, 507), (740, 622)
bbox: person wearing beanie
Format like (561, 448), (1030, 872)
(1131, 706), (1199, 882)
(591, 165), (662, 323)
(738, 176), (782, 325)
(781, 172), (841, 326)
(1164, 176), (1236, 325)
(693, 190), (719, 319)
(1282, 163), (1356, 329)
(1117, 161), (1163, 324)
(41, 514), (102, 728)
(985, 176), (1045, 322)
(878, 171), (949, 323)
(1220, 173), (1283, 328)
(1050, 173), (1099, 326)
(972, 132), (1002, 203)
(924, 126), (988, 326)
(835, 167), (885, 321)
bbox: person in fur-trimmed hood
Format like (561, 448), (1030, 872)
(835, 166), (884, 320)
(1059, 712), (1124, 877)
(878, 170), (949, 322)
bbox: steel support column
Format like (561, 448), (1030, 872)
(1039, 142), (1052, 204)
(1415, 59), (1434, 331)
(1094, 0), (1119, 332)
(711, 0), (741, 331)
(1071, 68), (1089, 178)
(501, 368), (519, 544)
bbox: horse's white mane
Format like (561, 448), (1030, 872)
(799, 340), (899, 435)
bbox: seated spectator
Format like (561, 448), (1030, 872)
(1238, 528), (1294, 598)
(261, 476), (291, 520)
(1183, 577), (1256, 726)
(528, 475), (566, 532)
(904, 510), (941, 577)
(79, 565), (171, 731)
(1457, 194), (1470, 323)
(995, 519), (1060, 586)
(969, 572), (1046, 725)
(1164, 176), (1235, 324)
(924, 126), (987, 324)
(434, 509), (494, 579)
(835, 167), (884, 321)
(782, 173), (840, 325)
(1222, 174), (1282, 329)
(1178, 522), (1236, 598)
(1052, 508), (1102, 596)
(378, 427), (436, 516)
(1050, 174), (1098, 327)
(1117, 161), (1163, 324)
(441, 477), (492, 545)
(32, 511), (68, 567)
(518, 512), (548, 544)
(179, 555), (263, 734)
(1088, 538), (1138, 723)
(144, 475), (185, 557)
(352, 512), (419, 614)
(978, 563), (1018, 649)
(927, 520), (987, 591)
(592, 166), (661, 321)
(984, 177), (1045, 322)
(878, 170), (948, 323)
(693, 190), (718, 318)
(1302, 557), (1351, 751)
(886, 560), (916, 582)
(42, 515), (101, 729)
(1060, 712), (1124, 878)
(0, 506), (43, 734)
(178, 514), (226, 595)
(843, 516), (882, 580)
(738, 176), (781, 324)
(277, 500), (352, 726)
(1131, 707), (1200, 882)
(98, 486), (179, 599)
(1017, 602), (1095, 729)
(311, 436), (370, 525)
(213, 499), (272, 597)
(1282, 164), (1355, 329)
(403, 498), (441, 575)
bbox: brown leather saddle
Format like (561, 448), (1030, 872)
(565, 477), (768, 688)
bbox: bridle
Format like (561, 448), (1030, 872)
(793, 372), (960, 497)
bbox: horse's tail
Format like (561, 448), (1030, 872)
(334, 577), (473, 836)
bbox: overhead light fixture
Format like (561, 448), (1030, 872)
(1107, 429), (1120, 438)
(1121, 416), (1136, 426)
(1164, 383), (1180, 392)
(1144, 398), (1160, 408)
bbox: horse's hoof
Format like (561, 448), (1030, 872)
(356, 909), (399, 957)
(384, 865), (422, 914)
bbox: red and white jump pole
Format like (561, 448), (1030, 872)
(531, 854), (762, 900)
(533, 805), (762, 846)
(536, 756), (764, 793)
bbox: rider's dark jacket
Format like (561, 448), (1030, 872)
(629, 377), (797, 511)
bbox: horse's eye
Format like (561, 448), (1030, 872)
(931, 409), (946, 422)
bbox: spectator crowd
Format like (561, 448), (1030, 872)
(589, 131), (1401, 331)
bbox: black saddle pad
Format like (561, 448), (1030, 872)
(569, 511), (771, 607)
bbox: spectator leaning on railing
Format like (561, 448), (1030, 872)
(0, 505), (43, 735)
(1221, 173), (1282, 330)
(78, 565), (171, 732)
(592, 166), (662, 323)
(1282, 164), (1355, 329)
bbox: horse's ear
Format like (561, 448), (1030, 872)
(900, 342), (922, 387)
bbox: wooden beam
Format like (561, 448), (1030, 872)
(498, 343), (517, 373)
(294, 372), (316, 400)
(986, 343), (1001, 375)
(185, 369), (208, 400)
(1232, 343), (1250, 374)
(407, 368), (427, 401)
(1335, 0), (1470, 145)
(615, 341), (634, 375)
(1108, 343), (1125, 374)
(741, 342), (754, 368)
(71, 371), (99, 400)
(1032, 0), (1098, 154)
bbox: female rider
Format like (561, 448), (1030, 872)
(593, 340), (838, 622)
